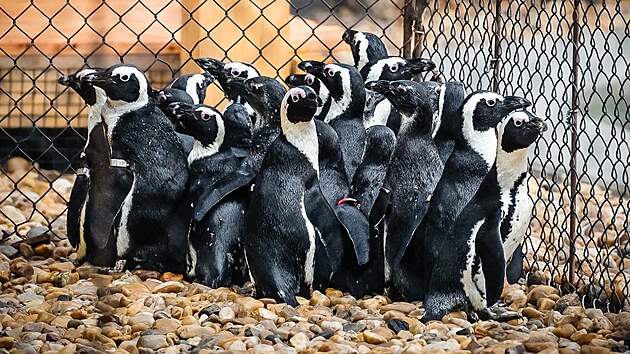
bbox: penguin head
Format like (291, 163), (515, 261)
(285, 73), (323, 94)
(171, 103), (225, 148)
(169, 73), (214, 104)
(364, 125), (397, 163)
(366, 80), (430, 118)
(299, 61), (365, 117)
(224, 62), (260, 80)
(194, 57), (226, 80)
(83, 64), (151, 106)
(434, 81), (466, 138)
(461, 91), (532, 132)
(58, 68), (106, 106)
(342, 29), (388, 70)
(363, 90), (389, 128)
(362, 56), (436, 83)
(155, 88), (194, 112)
(281, 86), (318, 125)
(498, 110), (547, 153)
(222, 103), (253, 149)
(227, 76), (287, 128)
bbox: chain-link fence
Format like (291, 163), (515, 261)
(1, 0), (628, 310)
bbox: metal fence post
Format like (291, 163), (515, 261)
(402, 0), (414, 58)
(491, 0), (502, 92)
(568, 0), (581, 289)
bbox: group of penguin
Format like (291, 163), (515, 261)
(58, 29), (547, 322)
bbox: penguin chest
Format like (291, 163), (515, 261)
(502, 185), (532, 260)
(300, 193), (318, 289)
(461, 219), (487, 311)
(116, 176), (136, 258)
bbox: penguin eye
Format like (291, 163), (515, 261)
(390, 64), (399, 72)
(119, 74), (130, 82)
(230, 69), (241, 77)
(486, 99), (496, 107)
(291, 95), (300, 103)
(325, 68), (336, 77)
(306, 75), (314, 85)
(199, 112), (212, 121)
(397, 86), (407, 94)
(513, 118), (523, 127)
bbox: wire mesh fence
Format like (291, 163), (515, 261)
(0, 0), (628, 310)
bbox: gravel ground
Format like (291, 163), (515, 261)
(1, 157), (630, 353)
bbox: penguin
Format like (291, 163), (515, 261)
(432, 81), (466, 163)
(365, 80), (444, 298)
(285, 73), (331, 121)
(422, 110), (546, 322)
(400, 91), (532, 301)
(499, 110), (547, 284)
(245, 86), (346, 306)
(360, 56), (436, 83)
(192, 76), (285, 221)
(58, 68), (117, 266)
(168, 73), (214, 104)
(342, 29), (388, 71)
(83, 64), (190, 273)
(168, 102), (251, 287)
(298, 61), (366, 182)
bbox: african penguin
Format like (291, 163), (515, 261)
(58, 68), (117, 266)
(169, 103), (250, 287)
(299, 61), (366, 182)
(342, 29), (388, 71)
(285, 73), (331, 121)
(244, 86), (345, 306)
(433, 81), (466, 163)
(365, 80), (443, 300)
(499, 110), (547, 284)
(191, 76), (286, 221)
(422, 109), (546, 322)
(83, 64), (190, 273)
(168, 72), (214, 104)
(402, 91), (531, 301)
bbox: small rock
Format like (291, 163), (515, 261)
(554, 294), (581, 313)
(381, 302), (416, 314)
(527, 286), (559, 305)
(538, 298), (556, 311)
(289, 332), (309, 349)
(363, 330), (387, 344)
(321, 320), (343, 333)
(152, 281), (185, 294)
(388, 318), (410, 333)
(177, 325), (215, 339)
(235, 297), (265, 314)
(0, 261), (10, 282)
(580, 345), (610, 354)
(0, 336), (16, 349)
(154, 318), (179, 333)
(523, 307), (546, 319)
(160, 272), (183, 282)
(137, 334), (171, 350)
(11, 261), (34, 279)
(48, 261), (75, 272)
(219, 307), (236, 321)
(33, 243), (53, 257)
(552, 324), (577, 339)
(343, 322), (366, 333)
(310, 291), (330, 307)
(18, 243), (34, 259)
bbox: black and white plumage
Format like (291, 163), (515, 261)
(244, 86), (344, 306)
(83, 64), (190, 273)
(422, 110), (546, 321)
(366, 80), (443, 300)
(58, 68), (114, 266)
(432, 81), (466, 163)
(299, 61), (366, 182)
(168, 73), (214, 105)
(192, 76), (286, 221)
(168, 103), (250, 288)
(285, 73), (331, 121)
(404, 91), (532, 301)
(342, 29), (388, 71)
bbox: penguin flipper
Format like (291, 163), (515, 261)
(192, 161), (255, 221)
(368, 186), (391, 226)
(334, 204), (370, 266)
(304, 184), (344, 273)
(476, 220), (506, 307)
(67, 173), (90, 248)
(505, 245), (524, 284)
(175, 132), (195, 157)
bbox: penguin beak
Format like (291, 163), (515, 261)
(58, 75), (74, 86)
(365, 80), (392, 95)
(528, 116), (548, 133)
(298, 61), (325, 76)
(502, 96), (532, 112)
(202, 72), (215, 85)
(82, 71), (113, 87)
(194, 58), (225, 77)
(342, 29), (357, 44)
(408, 58), (436, 75)
(225, 76), (247, 95)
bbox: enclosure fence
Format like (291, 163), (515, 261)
(0, 0), (628, 310)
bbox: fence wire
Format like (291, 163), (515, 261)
(0, 0), (628, 310)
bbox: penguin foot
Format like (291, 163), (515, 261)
(421, 291), (468, 323)
(477, 307), (522, 322)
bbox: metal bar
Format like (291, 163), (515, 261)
(402, 0), (414, 58)
(491, 0), (502, 92)
(411, 0), (428, 59)
(568, 0), (581, 289)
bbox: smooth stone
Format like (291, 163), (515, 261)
(122, 282), (152, 300)
(219, 307), (236, 321)
(33, 243), (54, 258)
(321, 320), (343, 333)
(538, 298), (556, 311)
(388, 318), (410, 333)
(0, 261), (10, 282)
(18, 243), (35, 259)
(0, 336), (16, 349)
(289, 332), (309, 349)
(553, 324), (577, 339)
(235, 297), (265, 314)
(152, 281), (185, 294)
(137, 334), (171, 350)
(523, 307), (546, 319)
(11, 261), (34, 279)
(363, 330), (387, 344)
(310, 291), (331, 307)
(199, 304), (221, 317)
(580, 345), (610, 354)
(343, 322), (366, 334)
(177, 325), (215, 339)
(160, 272), (184, 282)
(381, 302), (416, 314)
(48, 261), (75, 272)
(554, 294), (581, 313)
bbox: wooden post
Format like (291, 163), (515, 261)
(179, 0), (293, 107)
